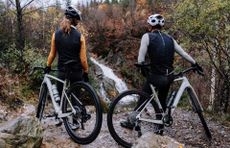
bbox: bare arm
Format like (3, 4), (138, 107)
(138, 33), (149, 63)
(173, 39), (196, 64)
(80, 35), (89, 73)
(47, 33), (56, 66)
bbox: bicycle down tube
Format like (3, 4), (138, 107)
(41, 74), (74, 118)
(171, 76), (203, 114)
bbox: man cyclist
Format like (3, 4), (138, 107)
(121, 14), (203, 134)
(45, 6), (89, 128)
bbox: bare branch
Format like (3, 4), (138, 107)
(8, 0), (16, 7)
(22, 0), (35, 9)
(203, 40), (225, 78)
(22, 5), (57, 15)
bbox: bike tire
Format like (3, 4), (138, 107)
(197, 111), (212, 140)
(187, 88), (212, 140)
(36, 83), (48, 121)
(107, 90), (161, 148)
(62, 81), (102, 144)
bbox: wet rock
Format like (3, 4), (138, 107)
(90, 58), (121, 112)
(102, 77), (119, 99)
(0, 109), (7, 122)
(133, 132), (184, 148)
(0, 116), (43, 148)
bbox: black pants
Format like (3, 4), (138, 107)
(136, 73), (173, 111)
(57, 70), (83, 100)
(142, 81), (170, 111)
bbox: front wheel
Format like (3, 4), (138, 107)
(197, 111), (212, 140)
(62, 81), (102, 144)
(107, 90), (161, 148)
(36, 83), (48, 121)
(187, 88), (212, 140)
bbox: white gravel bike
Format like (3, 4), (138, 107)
(32, 60), (102, 144)
(107, 63), (212, 147)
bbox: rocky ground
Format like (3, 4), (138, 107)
(1, 104), (230, 148)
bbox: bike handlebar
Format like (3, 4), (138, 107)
(134, 63), (204, 78)
(30, 66), (58, 75)
(173, 67), (204, 78)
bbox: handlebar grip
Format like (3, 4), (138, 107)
(197, 70), (205, 76)
(134, 62), (150, 68)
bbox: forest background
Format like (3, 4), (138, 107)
(0, 0), (229, 122)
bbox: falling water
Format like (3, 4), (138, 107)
(90, 57), (128, 93)
(90, 57), (136, 103)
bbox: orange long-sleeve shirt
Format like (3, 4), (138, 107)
(47, 33), (88, 73)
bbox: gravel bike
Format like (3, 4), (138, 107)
(32, 60), (102, 144)
(107, 63), (212, 147)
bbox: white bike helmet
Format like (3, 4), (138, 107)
(147, 14), (165, 27)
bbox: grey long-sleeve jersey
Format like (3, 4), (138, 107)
(138, 33), (196, 64)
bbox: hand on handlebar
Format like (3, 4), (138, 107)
(83, 72), (89, 82)
(44, 66), (51, 74)
(192, 63), (204, 76)
(134, 62), (150, 77)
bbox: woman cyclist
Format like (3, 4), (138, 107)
(45, 6), (89, 128)
(46, 6), (89, 94)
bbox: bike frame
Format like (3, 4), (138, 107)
(136, 76), (203, 125)
(40, 73), (76, 118)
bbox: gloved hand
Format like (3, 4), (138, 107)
(44, 66), (51, 74)
(83, 72), (89, 82)
(192, 63), (204, 75)
(140, 67), (147, 77)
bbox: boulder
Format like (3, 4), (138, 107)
(133, 132), (184, 148)
(0, 109), (7, 123)
(102, 77), (119, 99)
(0, 116), (43, 148)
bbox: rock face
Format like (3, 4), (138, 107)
(91, 59), (119, 100)
(0, 116), (43, 148)
(133, 132), (184, 148)
(90, 59), (120, 112)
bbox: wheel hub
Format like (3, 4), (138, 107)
(163, 115), (173, 127)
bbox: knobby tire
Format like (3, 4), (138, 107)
(36, 84), (48, 121)
(62, 81), (102, 144)
(107, 90), (161, 148)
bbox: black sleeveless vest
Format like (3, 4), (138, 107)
(147, 31), (175, 75)
(55, 27), (82, 72)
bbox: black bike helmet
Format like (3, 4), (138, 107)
(65, 6), (82, 20)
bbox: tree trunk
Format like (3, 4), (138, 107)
(208, 67), (216, 111)
(15, 0), (25, 61)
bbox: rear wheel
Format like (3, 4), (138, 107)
(62, 82), (102, 144)
(107, 90), (162, 148)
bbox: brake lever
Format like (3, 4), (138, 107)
(197, 70), (205, 76)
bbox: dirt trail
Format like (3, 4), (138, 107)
(1, 104), (230, 148)
(40, 109), (230, 148)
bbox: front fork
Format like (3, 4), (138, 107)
(187, 87), (203, 113)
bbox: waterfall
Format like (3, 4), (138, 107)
(90, 57), (128, 93)
(90, 57), (136, 103)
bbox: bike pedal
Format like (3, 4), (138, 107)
(54, 119), (63, 127)
(44, 112), (57, 118)
(135, 125), (142, 137)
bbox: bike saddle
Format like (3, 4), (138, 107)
(64, 60), (78, 67)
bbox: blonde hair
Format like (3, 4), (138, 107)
(60, 17), (74, 34)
